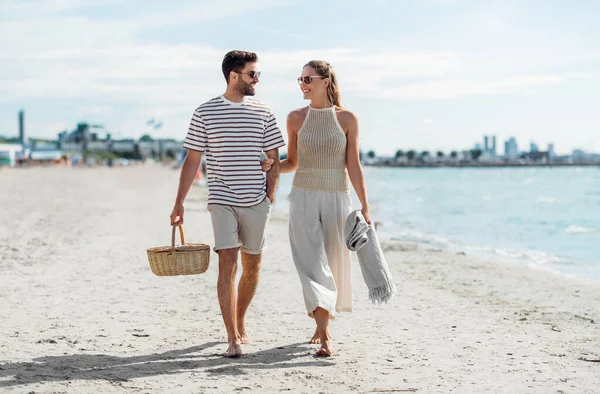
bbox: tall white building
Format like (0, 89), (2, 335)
(530, 142), (539, 153)
(504, 137), (518, 158)
(548, 143), (555, 160)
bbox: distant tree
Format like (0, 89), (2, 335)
(470, 149), (483, 161)
(450, 151), (458, 158)
(0, 135), (19, 143)
(367, 150), (376, 159)
(395, 150), (404, 159)
(437, 151), (445, 158)
(407, 150), (417, 160)
(421, 151), (430, 158)
(139, 134), (153, 142)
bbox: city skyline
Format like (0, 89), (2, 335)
(0, 109), (583, 159)
(1, 110), (567, 161)
(1, 0), (600, 156)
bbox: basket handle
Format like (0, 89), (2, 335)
(171, 224), (185, 253)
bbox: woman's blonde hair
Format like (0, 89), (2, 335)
(305, 60), (342, 108)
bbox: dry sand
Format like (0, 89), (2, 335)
(1, 165), (599, 393)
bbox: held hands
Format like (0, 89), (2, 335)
(170, 202), (184, 225)
(261, 158), (274, 172)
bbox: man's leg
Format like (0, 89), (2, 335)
(236, 197), (271, 344)
(217, 247), (242, 357)
(237, 252), (262, 343)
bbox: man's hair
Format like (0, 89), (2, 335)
(222, 50), (258, 83)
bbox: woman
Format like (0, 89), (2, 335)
(265, 60), (371, 356)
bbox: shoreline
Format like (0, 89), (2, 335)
(386, 231), (600, 284)
(266, 178), (600, 285)
(1, 165), (599, 393)
(365, 162), (600, 169)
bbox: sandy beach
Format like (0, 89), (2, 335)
(1, 165), (599, 394)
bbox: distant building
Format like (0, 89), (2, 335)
(548, 143), (555, 160)
(481, 135), (498, 156)
(58, 123), (94, 150)
(7, 114), (186, 163)
(504, 137), (518, 158)
(530, 142), (539, 153)
(0, 143), (23, 167)
(572, 149), (586, 161)
(18, 110), (27, 148)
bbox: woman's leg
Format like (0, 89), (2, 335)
(321, 191), (353, 313)
(313, 307), (332, 356)
(289, 188), (337, 342)
(312, 191), (352, 355)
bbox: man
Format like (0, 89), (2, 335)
(170, 50), (284, 358)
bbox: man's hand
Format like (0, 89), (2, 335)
(170, 202), (185, 225)
(261, 158), (275, 202)
(261, 158), (274, 172)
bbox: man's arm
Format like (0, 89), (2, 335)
(170, 149), (202, 225)
(264, 148), (280, 203)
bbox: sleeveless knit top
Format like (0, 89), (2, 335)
(292, 106), (350, 192)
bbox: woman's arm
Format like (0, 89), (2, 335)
(279, 110), (302, 173)
(343, 111), (371, 223)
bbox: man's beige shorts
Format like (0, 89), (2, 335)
(207, 197), (272, 254)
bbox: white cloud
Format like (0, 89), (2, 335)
(1, 0), (598, 153)
(371, 72), (592, 100)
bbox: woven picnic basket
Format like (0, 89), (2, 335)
(147, 224), (210, 276)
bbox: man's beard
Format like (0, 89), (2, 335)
(236, 79), (255, 96)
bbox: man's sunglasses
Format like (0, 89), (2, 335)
(238, 71), (261, 79)
(297, 75), (325, 85)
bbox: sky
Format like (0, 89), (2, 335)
(1, 0), (599, 156)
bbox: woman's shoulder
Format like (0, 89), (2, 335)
(287, 107), (309, 124)
(336, 108), (359, 126)
(288, 106), (309, 116)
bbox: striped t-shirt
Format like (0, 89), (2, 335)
(183, 95), (286, 207)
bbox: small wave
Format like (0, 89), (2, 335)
(537, 196), (559, 204)
(392, 230), (457, 248)
(394, 232), (570, 268)
(564, 225), (600, 235)
(481, 246), (563, 266)
(523, 178), (536, 185)
(387, 229), (594, 279)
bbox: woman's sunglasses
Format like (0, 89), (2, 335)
(297, 75), (325, 85)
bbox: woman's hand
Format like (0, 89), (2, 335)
(361, 206), (371, 224)
(261, 158), (274, 172)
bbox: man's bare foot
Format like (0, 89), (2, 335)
(238, 329), (249, 344)
(224, 341), (243, 358)
(237, 322), (248, 345)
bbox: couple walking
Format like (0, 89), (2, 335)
(170, 50), (371, 358)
